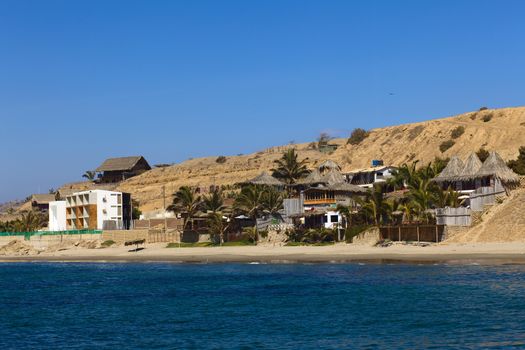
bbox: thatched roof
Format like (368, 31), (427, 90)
(95, 156), (150, 172)
(319, 169), (346, 185)
(476, 151), (520, 183)
(296, 169), (324, 185)
(31, 194), (56, 204)
(456, 153), (483, 181)
(244, 172), (283, 186)
(327, 182), (367, 193)
(434, 156), (464, 182)
(318, 160), (341, 172)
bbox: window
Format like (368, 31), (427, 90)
(330, 215), (339, 223)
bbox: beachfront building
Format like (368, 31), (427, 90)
(64, 190), (132, 230)
(30, 194), (56, 211)
(48, 201), (67, 231)
(289, 161), (367, 229)
(344, 161), (397, 188)
(95, 156), (151, 183)
(434, 151), (520, 226)
(434, 152), (519, 195)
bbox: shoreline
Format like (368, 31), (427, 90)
(3, 242), (525, 264)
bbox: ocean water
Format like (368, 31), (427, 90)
(1, 263), (525, 349)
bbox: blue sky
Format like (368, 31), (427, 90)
(1, 0), (524, 202)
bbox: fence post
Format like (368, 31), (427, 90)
(435, 225), (439, 243)
(417, 226), (420, 242)
(398, 226), (401, 242)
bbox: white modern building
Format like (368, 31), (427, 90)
(48, 201), (67, 231)
(64, 190), (131, 230)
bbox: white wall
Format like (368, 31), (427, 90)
(49, 201), (67, 231)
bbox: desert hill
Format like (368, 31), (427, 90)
(61, 106), (525, 213)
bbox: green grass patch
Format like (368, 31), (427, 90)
(221, 240), (255, 246)
(284, 242), (335, 246)
(101, 240), (116, 248)
(166, 242), (214, 248)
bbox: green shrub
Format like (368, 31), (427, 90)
(408, 125), (425, 140)
(469, 113), (477, 120)
(439, 140), (455, 153)
(345, 225), (370, 243)
(347, 128), (370, 145)
(166, 242), (213, 248)
(450, 126), (465, 139)
(476, 148), (490, 162)
(482, 113), (493, 122)
(479, 106), (488, 111)
(216, 156), (227, 164)
(101, 240), (116, 248)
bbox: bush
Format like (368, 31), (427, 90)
(216, 156), (227, 164)
(507, 146), (525, 175)
(439, 140), (455, 153)
(345, 225), (370, 243)
(482, 113), (493, 122)
(347, 128), (370, 145)
(450, 126), (465, 139)
(476, 148), (490, 162)
(479, 106), (488, 111)
(101, 240), (116, 248)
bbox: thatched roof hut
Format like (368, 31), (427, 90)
(434, 156), (464, 182)
(319, 169), (346, 185)
(456, 153), (483, 181)
(318, 160), (341, 172)
(475, 151), (520, 184)
(244, 172), (284, 186)
(327, 182), (367, 193)
(296, 168), (324, 185)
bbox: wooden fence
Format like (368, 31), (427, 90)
(470, 184), (505, 212)
(435, 207), (471, 226)
(147, 229), (180, 243)
(380, 225), (445, 243)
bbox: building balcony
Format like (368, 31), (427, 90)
(304, 198), (336, 205)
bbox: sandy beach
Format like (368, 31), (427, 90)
(3, 242), (525, 264)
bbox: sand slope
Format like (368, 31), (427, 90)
(108, 106), (525, 211)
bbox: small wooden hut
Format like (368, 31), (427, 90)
(433, 156), (464, 186)
(474, 151), (520, 191)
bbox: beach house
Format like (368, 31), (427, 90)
(344, 161), (397, 188)
(95, 156), (151, 183)
(289, 161), (367, 229)
(55, 190), (132, 230)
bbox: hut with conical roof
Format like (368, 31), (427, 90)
(452, 153), (484, 190)
(474, 151), (520, 190)
(434, 156), (464, 183)
(318, 160), (341, 174)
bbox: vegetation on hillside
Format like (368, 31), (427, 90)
(0, 211), (47, 232)
(507, 146), (525, 175)
(347, 128), (370, 145)
(439, 140), (455, 153)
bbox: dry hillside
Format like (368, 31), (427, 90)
(59, 106), (525, 213)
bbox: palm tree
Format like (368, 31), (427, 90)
(167, 186), (201, 230)
(271, 149), (310, 185)
(336, 204), (353, 241)
(408, 177), (437, 223)
(82, 171), (97, 181)
(18, 211), (45, 232)
(358, 185), (389, 226)
(234, 185), (264, 221)
(206, 212), (230, 245)
(261, 187), (284, 216)
(201, 188), (225, 213)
